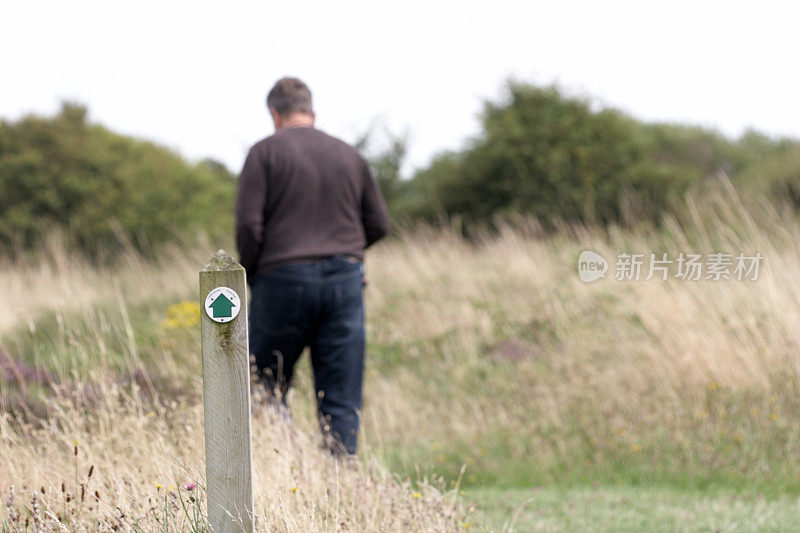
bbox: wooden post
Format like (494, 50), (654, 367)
(200, 250), (254, 532)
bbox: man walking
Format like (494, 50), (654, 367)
(235, 77), (390, 455)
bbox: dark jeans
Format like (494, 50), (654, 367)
(249, 254), (365, 454)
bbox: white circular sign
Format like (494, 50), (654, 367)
(204, 286), (241, 323)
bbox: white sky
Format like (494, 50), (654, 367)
(2, 0), (799, 177)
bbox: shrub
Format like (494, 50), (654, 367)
(0, 102), (235, 257)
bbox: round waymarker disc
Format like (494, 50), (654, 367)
(204, 286), (241, 323)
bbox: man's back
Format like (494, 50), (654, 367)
(235, 126), (390, 279)
(237, 76), (389, 455)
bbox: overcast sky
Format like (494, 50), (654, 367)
(2, 0), (799, 176)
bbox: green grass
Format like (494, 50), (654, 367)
(461, 485), (800, 532)
(1, 295), (198, 374)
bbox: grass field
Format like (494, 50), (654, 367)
(4, 186), (800, 530)
(463, 486), (800, 531)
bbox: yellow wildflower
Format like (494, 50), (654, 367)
(161, 301), (201, 330)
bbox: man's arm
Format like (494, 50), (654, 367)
(235, 146), (267, 281)
(360, 159), (391, 247)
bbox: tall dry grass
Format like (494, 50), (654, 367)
(0, 238), (462, 530)
(0, 234), (209, 336)
(360, 183), (800, 487)
(4, 182), (800, 530)
(0, 383), (458, 531)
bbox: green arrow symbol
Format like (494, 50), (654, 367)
(209, 293), (235, 318)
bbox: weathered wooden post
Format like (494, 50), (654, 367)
(200, 250), (254, 532)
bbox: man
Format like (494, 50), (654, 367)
(235, 77), (390, 455)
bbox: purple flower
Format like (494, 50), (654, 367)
(182, 482), (197, 491)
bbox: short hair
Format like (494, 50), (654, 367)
(266, 77), (313, 115)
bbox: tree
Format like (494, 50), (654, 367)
(0, 102), (236, 257)
(395, 81), (765, 228)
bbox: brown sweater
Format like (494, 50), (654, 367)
(235, 126), (390, 280)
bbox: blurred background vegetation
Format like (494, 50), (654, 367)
(0, 102), (235, 259)
(2, 79), (799, 258)
(389, 81), (799, 229)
